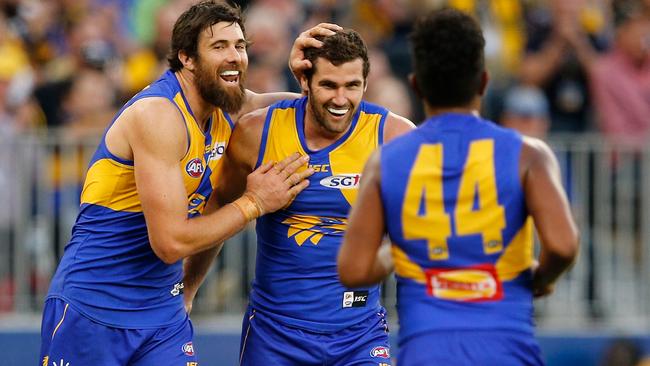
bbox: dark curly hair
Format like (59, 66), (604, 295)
(303, 29), (370, 84)
(167, 1), (246, 72)
(410, 8), (485, 107)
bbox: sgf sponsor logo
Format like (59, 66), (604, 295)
(370, 346), (390, 358)
(319, 174), (361, 190)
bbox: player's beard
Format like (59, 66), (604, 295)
(308, 91), (355, 135)
(194, 59), (246, 114)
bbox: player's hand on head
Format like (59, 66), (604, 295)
(289, 23), (342, 81)
(245, 152), (313, 214)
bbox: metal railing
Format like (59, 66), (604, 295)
(1, 130), (649, 331)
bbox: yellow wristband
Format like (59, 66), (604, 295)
(232, 192), (263, 221)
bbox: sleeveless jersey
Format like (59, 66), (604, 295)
(380, 113), (534, 343)
(46, 70), (234, 328)
(252, 97), (388, 332)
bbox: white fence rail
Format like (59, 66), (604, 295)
(1, 131), (648, 330)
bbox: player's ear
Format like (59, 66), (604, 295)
(300, 76), (309, 95)
(408, 73), (421, 98)
(478, 70), (489, 96)
(178, 50), (196, 71)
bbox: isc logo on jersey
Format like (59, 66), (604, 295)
(319, 174), (361, 190)
(185, 158), (204, 178)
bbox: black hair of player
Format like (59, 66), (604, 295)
(409, 8), (486, 107)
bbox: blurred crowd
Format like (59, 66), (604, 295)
(1, 0), (650, 141)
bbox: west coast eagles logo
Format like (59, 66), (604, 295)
(282, 215), (347, 246)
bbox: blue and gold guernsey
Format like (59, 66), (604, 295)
(380, 113), (534, 343)
(253, 97), (388, 332)
(46, 70), (234, 328)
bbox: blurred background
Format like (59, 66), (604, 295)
(2, 0), (650, 364)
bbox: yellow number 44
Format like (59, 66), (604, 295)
(401, 140), (506, 260)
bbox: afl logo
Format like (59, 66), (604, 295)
(370, 346), (390, 358)
(185, 158), (204, 178)
(182, 341), (195, 356)
(319, 174), (361, 190)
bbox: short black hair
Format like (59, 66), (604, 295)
(410, 8), (485, 107)
(167, 1), (246, 72)
(303, 29), (370, 84)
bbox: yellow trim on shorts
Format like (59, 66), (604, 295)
(239, 310), (256, 365)
(51, 303), (69, 340)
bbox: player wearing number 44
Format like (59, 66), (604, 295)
(213, 29), (414, 365)
(338, 9), (579, 366)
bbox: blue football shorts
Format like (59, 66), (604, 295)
(239, 305), (393, 366)
(398, 328), (544, 366)
(40, 298), (198, 366)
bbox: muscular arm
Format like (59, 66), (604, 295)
(124, 99), (310, 264)
(520, 137), (580, 297)
(182, 193), (224, 314)
(337, 113), (413, 287)
(338, 151), (392, 287)
(232, 90), (299, 122)
(383, 112), (416, 143)
(215, 107), (269, 206)
(181, 111), (269, 310)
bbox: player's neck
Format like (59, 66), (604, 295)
(175, 70), (214, 130)
(423, 97), (482, 120)
(303, 110), (350, 151)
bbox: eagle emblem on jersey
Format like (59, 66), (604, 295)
(283, 214), (347, 246)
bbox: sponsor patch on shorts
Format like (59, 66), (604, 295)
(370, 345), (390, 358)
(182, 341), (195, 356)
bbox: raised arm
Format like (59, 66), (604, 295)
(338, 150), (392, 287)
(520, 137), (580, 297)
(123, 98), (311, 264)
(215, 107), (270, 206)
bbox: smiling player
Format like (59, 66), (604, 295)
(215, 29), (414, 365)
(38, 1), (337, 364)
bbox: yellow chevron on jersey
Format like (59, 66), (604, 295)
(257, 98), (384, 207)
(81, 71), (233, 216)
(249, 97), (389, 332)
(329, 109), (382, 205)
(393, 219), (533, 284)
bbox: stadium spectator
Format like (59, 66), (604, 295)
(214, 28), (414, 365)
(38, 2), (332, 364)
(338, 8), (579, 365)
(520, 0), (608, 133)
(500, 84), (551, 139)
(589, 9), (650, 149)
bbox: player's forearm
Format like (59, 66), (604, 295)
(151, 201), (252, 264)
(338, 242), (391, 288)
(533, 243), (579, 290)
(183, 245), (223, 312)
